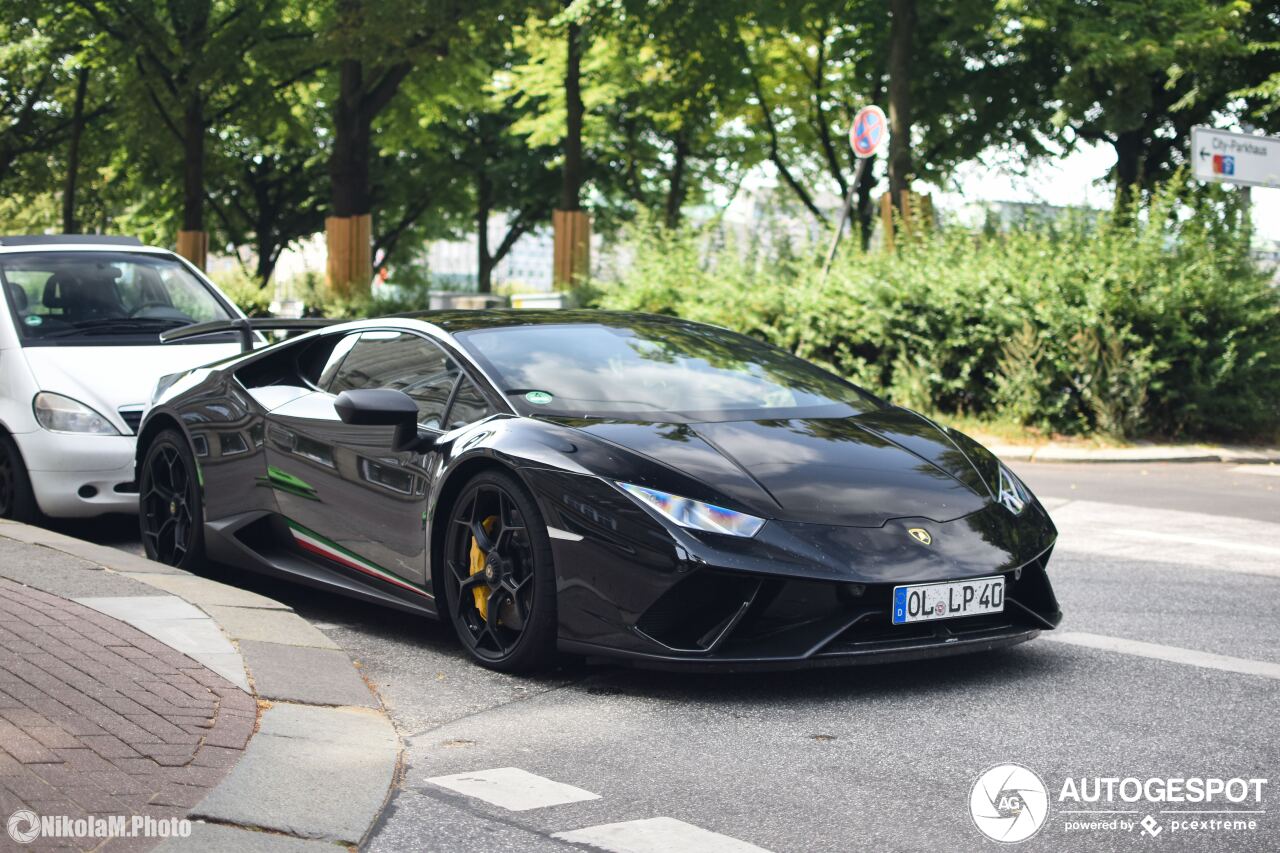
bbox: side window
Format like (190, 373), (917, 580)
(445, 377), (496, 430)
(328, 331), (460, 430)
(311, 333), (360, 390)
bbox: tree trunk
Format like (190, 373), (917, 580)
(1113, 128), (1145, 212)
(62, 68), (88, 234)
(887, 0), (915, 212)
(254, 205), (278, 286)
(331, 59), (372, 218)
(664, 136), (688, 229)
(255, 245), (278, 287)
(182, 94), (205, 231)
(476, 172), (493, 294)
(560, 7), (584, 211)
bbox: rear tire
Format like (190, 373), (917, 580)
(0, 432), (40, 523)
(441, 470), (558, 673)
(139, 429), (207, 570)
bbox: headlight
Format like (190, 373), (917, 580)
(33, 392), (119, 435)
(997, 465), (1030, 515)
(617, 483), (765, 538)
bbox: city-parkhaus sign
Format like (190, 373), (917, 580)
(1192, 125), (1280, 189)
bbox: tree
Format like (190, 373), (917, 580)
(514, 1), (759, 230)
(1026, 0), (1257, 202)
(204, 79), (329, 285)
(0, 8), (92, 194)
(319, 0), (513, 291)
(739, 1), (885, 239)
(739, 1), (1061, 243)
(0, 4), (122, 236)
(449, 60), (560, 292)
(561, 0), (585, 212)
(61, 67), (89, 233)
(887, 0), (915, 211)
(71, 0), (293, 260)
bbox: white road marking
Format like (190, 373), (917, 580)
(1045, 632), (1280, 681)
(553, 817), (774, 853)
(1231, 465), (1280, 477)
(426, 767), (600, 811)
(547, 526), (584, 542)
(1049, 500), (1280, 578)
(1115, 527), (1280, 559)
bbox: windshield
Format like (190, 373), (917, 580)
(0, 251), (234, 346)
(455, 317), (882, 422)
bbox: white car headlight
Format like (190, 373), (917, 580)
(617, 483), (765, 538)
(997, 465), (1030, 515)
(33, 392), (120, 435)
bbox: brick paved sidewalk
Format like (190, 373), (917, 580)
(0, 578), (256, 851)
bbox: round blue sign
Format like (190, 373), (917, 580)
(850, 105), (887, 158)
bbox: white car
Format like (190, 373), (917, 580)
(0, 236), (247, 520)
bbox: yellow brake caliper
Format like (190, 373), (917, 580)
(468, 516), (499, 621)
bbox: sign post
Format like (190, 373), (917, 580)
(1190, 126), (1280, 189)
(823, 105), (887, 279)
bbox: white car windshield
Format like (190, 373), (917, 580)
(0, 251), (234, 345)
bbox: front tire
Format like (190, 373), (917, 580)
(442, 470), (557, 673)
(139, 429), (207, 570)
(0, 432), (39, 523)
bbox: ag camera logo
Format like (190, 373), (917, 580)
(970, 764), (1050, 843)
(6, 810), (40, 845)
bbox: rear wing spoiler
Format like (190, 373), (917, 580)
(159, 318), (339, 353)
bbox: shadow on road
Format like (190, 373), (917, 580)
(43, 513), (1071, 706)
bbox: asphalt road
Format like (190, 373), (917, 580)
(57, 462), (1280, 852)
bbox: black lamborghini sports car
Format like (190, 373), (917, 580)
(137, 310), (1061, 672)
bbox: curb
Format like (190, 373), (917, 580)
(988, 444), (1280, 465)
(0, 519), (401, 850)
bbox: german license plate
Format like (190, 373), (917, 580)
(892, 576), (1004, 625)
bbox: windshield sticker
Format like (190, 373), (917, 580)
(23, 315), (42, 327)
(524, 391), (554, 405)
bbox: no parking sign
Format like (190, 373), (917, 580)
(850, 105), (887, 158)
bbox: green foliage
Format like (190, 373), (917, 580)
(303, 272), (437, 320)
(595, 184), (1280, 441)
(207, 268), (274, 318)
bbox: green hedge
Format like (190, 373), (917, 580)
(593, 186), (1280, 441)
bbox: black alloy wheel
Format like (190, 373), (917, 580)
(140, 429), (206, 569)
(0, 432), (38, 522)
(442, 470), (557, 672)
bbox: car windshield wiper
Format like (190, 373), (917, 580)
(39, 318), (194, 338)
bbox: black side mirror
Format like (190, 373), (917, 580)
(334, 389), (424, 452)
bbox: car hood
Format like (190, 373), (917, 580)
(561, 408), (994, 527)
(21, 343), (242, 428)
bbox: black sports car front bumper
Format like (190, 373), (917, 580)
(559, 553), (1059, 671)
(527, 468), (1063, 671)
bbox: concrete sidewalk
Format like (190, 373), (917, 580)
(0, 521), (401, 852)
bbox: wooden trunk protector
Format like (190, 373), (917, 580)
(552, 209), (591, 290)
(175, 230), (208, 270)
(879, 191), (933, 251)
(326, 214), (373, 298)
